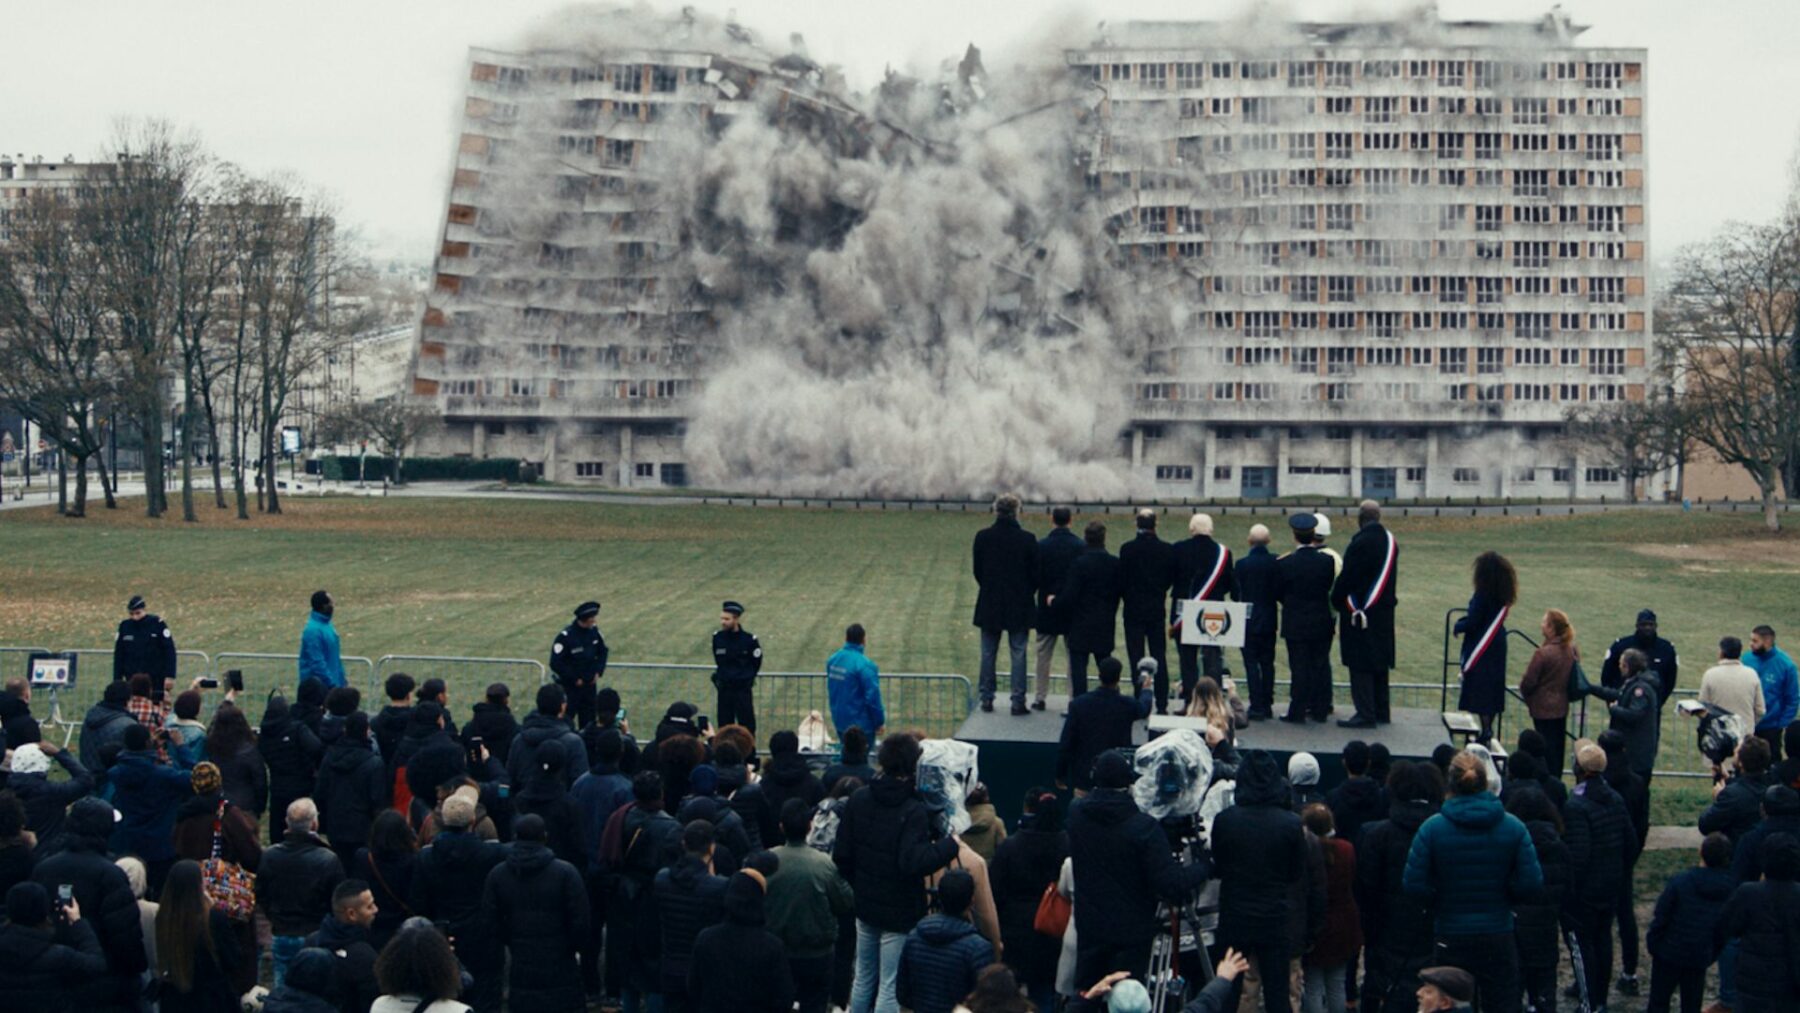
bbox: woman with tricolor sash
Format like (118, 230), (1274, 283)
(1455, 552), (1518, 745)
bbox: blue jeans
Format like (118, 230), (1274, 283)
(272, 934), (307, 987)
(850, 918), (906, 1013)
(979, 628), (1028, 706)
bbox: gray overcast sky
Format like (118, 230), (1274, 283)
(3, 0), (1795, 264)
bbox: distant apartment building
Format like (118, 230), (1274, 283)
(412, 9), (1650, 498)
(1074, 11), (1650, 499)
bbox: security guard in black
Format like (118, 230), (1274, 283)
(713, 600), (763, 732)
(551, 601), (608, 729)
(114, 594), (178, 694)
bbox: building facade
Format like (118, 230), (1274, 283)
(412, 10), (1652, 498)
(1075, 13), (1650, 500)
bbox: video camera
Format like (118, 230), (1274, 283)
(1679, 699), (1748, 770)
(917, 738), (980, 839)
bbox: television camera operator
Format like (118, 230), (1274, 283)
(1066, 750), (1211, 990)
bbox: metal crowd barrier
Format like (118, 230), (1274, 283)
(602, 663), (974, 741)
(374, 654), (546, 701)
(210, 653), (378, 724)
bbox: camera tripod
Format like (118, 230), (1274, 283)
(1146, 892), (1215, 1011)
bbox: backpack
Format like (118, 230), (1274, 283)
(806, 798), (844, 853)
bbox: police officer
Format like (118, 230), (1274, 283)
(1600, 608), (1679, 704)
(712, 600), (763, 732)
(1277, 513), (1337, 724)
(551, 601), (609, 729)
(113, 594), (177, 700)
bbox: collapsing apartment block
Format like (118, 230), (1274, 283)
(411, 6), (1651, 499)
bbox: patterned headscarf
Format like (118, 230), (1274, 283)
(190, 761), (223, 796)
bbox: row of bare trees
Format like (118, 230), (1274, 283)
(0, 122), (370, 520)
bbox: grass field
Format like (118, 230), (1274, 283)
(3, 495), (1795, 769)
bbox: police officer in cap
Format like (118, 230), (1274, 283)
(113, 594), (178, 700)
(551, 600), (609, 729)
(713, 600), (763, 732)
(1277, 513), (1337, 724)
(1600, 608), (1679, 704)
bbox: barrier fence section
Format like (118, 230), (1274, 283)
(604, 663), (975, 741)
(374, 655), (546, 703)
(210, 653), (378, 724)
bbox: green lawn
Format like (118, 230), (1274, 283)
(2, 496), (1795, 752)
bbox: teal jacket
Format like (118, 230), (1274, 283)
(1403, 792), (1543, 937)
(827, 643), (885, 737)
(299, 611), (345, 688)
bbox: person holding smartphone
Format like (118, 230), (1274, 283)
(0, 880), (108, 1005)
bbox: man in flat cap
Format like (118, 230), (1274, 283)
(113, 594), (177, 702)
(1277, 513), (1337, 724)
(551, 601), (609, 729)
(1415, 966), (1474, 1012)
(713, 601), (763, 732)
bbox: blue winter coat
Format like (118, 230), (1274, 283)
(896, 914), (994, 1013)
(109, 749), (194, 862)
(1646, 865), (1735, 969)
(298, 611), (344, 688)
(1402, 792), (1543, 937)
(1748, 647), (1799, 733)
(827, 643), (885, 738)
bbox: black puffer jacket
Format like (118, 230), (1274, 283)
(990, 825), (1069, 988)
(370, 704), (412, 768)
(1648, 865), (1735, 970)
(78, 700), (135, 773)
(1731, 805), (1800, 884)
(0, 916), (108, 1013)
(305, 914), (376, 1013)
(1354, 797), (1437, 972)
(1718, 876), (1800, 1005)
(259, 697), (323, 834)
(833, 775), (960, 933)
(31, 831), (146, 1012)
(258, 947), (340, 1013)
(1210, 752), (1307, 944)
(1605, 763), (1650, 855)
(1068, 786), (1211, 947)
(653, 853), (728, 994)
(689, 873), (796, 1013)
(760, 752), (825, 818)
(409, 827), (507, 946)
(897, 913), (995, 1013)
(312, 736), (385, 851)
(1512, 819), (1570, 969)
(255, 831), (346, 936)
(514, 754), (588, 869)
(1699, 770), (1767, 843)
(10, 749), (93, 842)
(1563, 778), (1632, 910)
(719, 764), (778, 849)
(481, 839), (590, 1011)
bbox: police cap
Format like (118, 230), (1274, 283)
(574, 601), (601, 620)
(722, 601), (746, 616)
(1288, 512), (1318, 532)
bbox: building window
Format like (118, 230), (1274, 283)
(575, 461), (606, 478)
(634, 462), (655, 478)
(1585, 466), (1620, 484)
(1588, 348), (1626, 375)
(1213, 465), (1233, 481)
(660, 463), (688, 486)
(1404, 467), (1427, 482)
(1327, 276), (1356, 303)
(1155, 465), (1195, 482)
(1477, 348), (1504, 374)
(1440, 348), (1468, 374)
(1292, 347), (1320, 374)
(1453, 468), (1481, 484)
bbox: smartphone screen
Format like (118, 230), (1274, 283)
(227, 670), (244, 692)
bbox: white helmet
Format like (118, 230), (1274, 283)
(1312, 513), (1332, 538)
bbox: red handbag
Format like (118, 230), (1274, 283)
(1032, 881), (1071, 938)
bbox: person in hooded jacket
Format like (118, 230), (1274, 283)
(260, 693), (325, 846)
(464, 682), (519, 765)
(677, 763), (753, 875)
(514, 738), (588, 868)
(1502, 787), (1567, 1013)
(1562, 740), (1632, 1011)
(1355, 761), (1443, 1013)
(313, 711), (387, 870)
(897, 869), (995, 1013)
(1607, 647), (1664, 786)
(171, 762), (263, 995)
(714, 740), (779, 849)
(6, 741), (92, 845)
(110, 722), (192, 893)
(507, 684), (588, 789)
(1599, 728), (1651, 996)
(1700, 734), (1774, 843)
(291, 679), (328, 738)
(1402, 751), (1543, 1013)
(1325, 741), (1386, 848)
(761, 729), (826, 818)
(392, 702), (466, 817)
(573, 726), (636, 863)
(834, 732), (962, 1013)
(1299, 804), (1360, 1013)
(1068, 751), (1212, 991)
(305, 880), (380, 1013)
(990, 789), (1069, 1010)
(482, 813), (590, 1012)
(0, 880), (110, 1013)
(690, 868), (798, 1013)
(608, 771), (684, 1010)
(961, 783), (1007, 863)
(409, 793), (506, 1013)
(32, 797), (148, 1013)
(823, 725), (876, 797)
(79, 680), (138, 773)
(1210, 750), (1308, 1013)
(1646, 832), (1734, 1013)
(317, 686), (361, 752)
(1289, 752), (1326, 812)
(1496, 739), (1567, 814)
(261, 947), (342, 1013)
(1716, 831), (1800, 1013)
(370, 674), (416, 769)
(652, 820), (730, 1010)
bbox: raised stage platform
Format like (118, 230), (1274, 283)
(955, 698), (1452, 827)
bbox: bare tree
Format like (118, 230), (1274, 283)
(1661, 217), (1800, 531)
(168, 163), (239, 521)
(326, 396), (440, 483)
(1563, 391), (1685, 503)
(0, 186), (117, 516)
